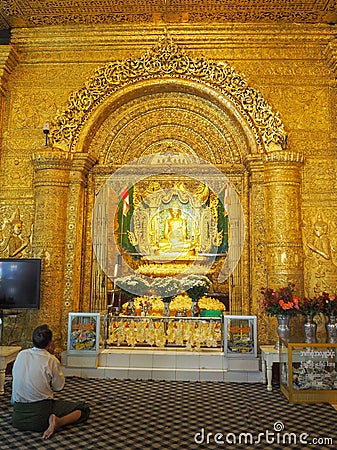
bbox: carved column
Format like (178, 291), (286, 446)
(31, 149), (73, 346)
(244, 155), (272, 343)
(61, 152), (96, 348)
(244, 155), (265, 310)
(263, 151), (304, 292)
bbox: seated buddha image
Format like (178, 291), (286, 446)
(157, 202), (195, 256)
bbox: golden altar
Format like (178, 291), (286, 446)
(105, 315), (223, 351)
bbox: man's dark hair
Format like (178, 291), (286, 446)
(32, 324), (52, 349)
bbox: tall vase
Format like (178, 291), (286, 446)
(303, 315), (317, 343)
(275, 314), (291, 350)
(326, 315), (337, 344)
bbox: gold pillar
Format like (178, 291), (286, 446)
(61, 152), (96, 347)
(244, 155), (273, 343)
(243, 155), (265, 312)
(31, 149), (73, 347)
(264, 151), (304, 292)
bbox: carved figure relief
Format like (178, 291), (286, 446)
(0, 208), (32, 258)
(306, 214), (337, 294)
(307, 215), (336, 265)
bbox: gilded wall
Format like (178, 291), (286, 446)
(0, 23), (336, 349)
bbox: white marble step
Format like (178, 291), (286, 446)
(61, 348), (263, 383)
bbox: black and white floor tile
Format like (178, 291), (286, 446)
(1, 377), (336, 449)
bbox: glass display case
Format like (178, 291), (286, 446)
(280, 338), (337, 403)
(67, 312), (101, 354)
(223, 315), (257, 357)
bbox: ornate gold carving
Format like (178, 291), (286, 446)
(1, 1), (19, 17)
(0, 46), (19, 96)
(10, 90), (57, 131)
(264, 150), (303, 163)
(31, 149), (73, 169)
(0, 207), (32, 258)
(49, 35), (287, 153)
(94, 92), (245, 167)
(188, 10), (321, 24)
(307, 214), (336, 264)
(0, 157), (33, 192)
(305, 214), (337, 295)
(129, 181), (218, 257)
(2, 16), (335, 349)
(1, 1), (335, 29)
(323, 39), (337, 74)
(243, 61), (331, 79)
(62, 153), (96, 316)
(263, 152), (304, 296)
(29, 150), (76, 349)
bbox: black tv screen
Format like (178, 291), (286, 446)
(0, 258), (41, 310)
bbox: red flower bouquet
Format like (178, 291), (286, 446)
(297, 296), (322, 317)
(260, 282), (300, 317)
(318, 292), (337, 316)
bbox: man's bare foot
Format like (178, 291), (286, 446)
(43, 414), (57, 439)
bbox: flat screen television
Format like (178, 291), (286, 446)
(0, 258), (41, 310)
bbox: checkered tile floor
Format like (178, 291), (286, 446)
(1, 377), (336, 449)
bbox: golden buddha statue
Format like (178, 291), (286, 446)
(157, 202), (195, 256)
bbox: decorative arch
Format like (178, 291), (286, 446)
(49, 35), (287, 154)
(81, 78), (257, 165)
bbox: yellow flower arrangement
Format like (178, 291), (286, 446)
(198, 296), (226, 311)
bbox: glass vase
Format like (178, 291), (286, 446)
(326, 315), (337, 344)
(303, 315), (317, 343)
(275, 314), (291, 350)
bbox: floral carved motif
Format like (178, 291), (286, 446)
(50, 35), (287, 153)
(2, 1), (335, 28)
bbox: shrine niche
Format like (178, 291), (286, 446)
(120, 179), (226, 280)
(27, 33), (302, 348)
(127, 182), (223, 259)
(92, 152), (235, 293)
